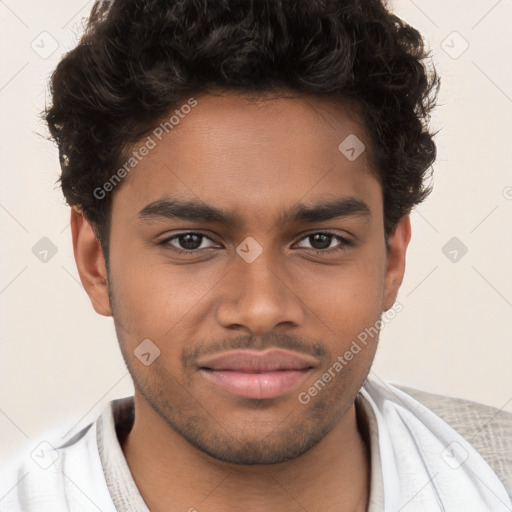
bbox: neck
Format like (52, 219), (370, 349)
(121, 392), (370, 512)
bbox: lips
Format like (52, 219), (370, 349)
(197, 349), (317, 399)
(197, 348), (317, 372)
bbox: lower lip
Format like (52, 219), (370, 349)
(199, 369), (311, 399)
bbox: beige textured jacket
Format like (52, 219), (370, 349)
(395, 384), (512, 499)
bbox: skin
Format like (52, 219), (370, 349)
(71, 89), (411, 512)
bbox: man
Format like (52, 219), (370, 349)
(1, 0), (511, 511)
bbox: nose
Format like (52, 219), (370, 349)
(215, 246), (305, 336)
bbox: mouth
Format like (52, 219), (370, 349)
(199, 367), (314, 399)
(196, 348), (317, 399)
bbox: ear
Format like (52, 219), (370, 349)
(70, 206), (112, 317)
(382, 214), (412, 311)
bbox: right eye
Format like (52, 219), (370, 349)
(159, 232), (220, 255)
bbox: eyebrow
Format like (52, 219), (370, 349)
(137, 196), (371, 227)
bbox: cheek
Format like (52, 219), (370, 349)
(293, 247), (386, 328)
(299, 254), (386, 380)
(108, 247), (221, 347)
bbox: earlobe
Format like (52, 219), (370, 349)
(70, 206), (113, 317)
(382, 214), (412, 312)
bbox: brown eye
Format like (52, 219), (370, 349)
(160, 232), (217, 253)
(306, 233), (334, 250)
(295, 232), (352, 253)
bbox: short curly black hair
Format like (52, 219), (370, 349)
(44, 0), (440, 263)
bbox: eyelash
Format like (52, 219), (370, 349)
(158, 231), (354, 257)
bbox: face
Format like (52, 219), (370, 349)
(75, 89), (410, 465)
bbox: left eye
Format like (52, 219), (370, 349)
(295, 233), (351, 252)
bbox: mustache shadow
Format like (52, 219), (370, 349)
(182, 333), (330, 369)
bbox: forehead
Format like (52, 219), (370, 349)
(112, 90), (382, 224)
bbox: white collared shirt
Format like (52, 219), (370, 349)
(1, 375), (510, 511)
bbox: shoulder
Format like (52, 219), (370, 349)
(0, 417), (115, 511)
(393, 383), (512, 497)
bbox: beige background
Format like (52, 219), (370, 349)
(1, 0), (511, 466)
